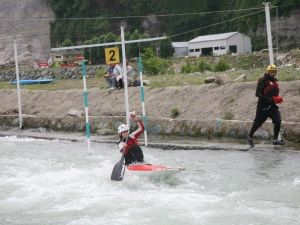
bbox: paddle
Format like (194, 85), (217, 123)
(111, 153), (126, 181)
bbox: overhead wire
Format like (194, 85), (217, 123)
(168, 9), (266, 39)
(0, 7), (266, 22)
(0, 6), (277, 51)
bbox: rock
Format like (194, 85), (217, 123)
(215, 74), (231, 85)
(67, 109), (83, 117)
(233, 74), (247, 82)
(0, 0), (54, 65)
(143, 80), (151, 85)
(204, 76), (215, 84)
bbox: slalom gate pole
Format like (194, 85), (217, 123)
(81, 61), (92, 153)
(13, 40), (23, 129)
(138, 56), (148, 146)
(121, 26), (130, 127)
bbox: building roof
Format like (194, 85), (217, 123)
(172, 42), (188, 48)
(188, 32), (239, 43)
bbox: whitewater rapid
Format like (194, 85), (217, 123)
(0, 136), (299, 225)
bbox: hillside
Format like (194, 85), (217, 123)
(0, 0), (54, 65)
(48, 0), (300, 50)
(0, 0), (300, 65)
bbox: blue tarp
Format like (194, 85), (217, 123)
(10, 79), (54, 85)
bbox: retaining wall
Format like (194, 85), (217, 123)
(1, 115), (299, 143)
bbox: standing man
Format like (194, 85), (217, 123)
(247, 64), (285, 147)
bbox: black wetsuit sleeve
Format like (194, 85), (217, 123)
(255, 78), (274, 104)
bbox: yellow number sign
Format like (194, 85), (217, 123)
(105, 47), (120, 64)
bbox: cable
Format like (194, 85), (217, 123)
(0, 7), (268, 21)
(168, 9), (265, 39)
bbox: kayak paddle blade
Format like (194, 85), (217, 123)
(111, 156), (125, 181)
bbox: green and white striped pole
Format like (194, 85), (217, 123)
(13, 40), (23, 129)
(138, 56), (148, 146)
(81, 61), (92, 153)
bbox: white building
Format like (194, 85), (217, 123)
(172, 42), (188, 57)
(188, 32), (252, 57)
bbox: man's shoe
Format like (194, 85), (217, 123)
(107, 87), (115, 90)
(246, 136), (255, 148)
(273, 139), (285, 145)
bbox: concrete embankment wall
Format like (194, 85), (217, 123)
(1, 115), (299, 143)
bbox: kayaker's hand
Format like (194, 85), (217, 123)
(130, 111), (138, 121)
(273, 96), (283, 104)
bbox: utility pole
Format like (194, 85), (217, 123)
(264, 2), (274, 64)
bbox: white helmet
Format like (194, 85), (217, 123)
(118, 124), (129, 134)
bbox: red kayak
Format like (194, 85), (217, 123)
(126, 164), (185, 175)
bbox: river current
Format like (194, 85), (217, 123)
(0, 136), (299, 225)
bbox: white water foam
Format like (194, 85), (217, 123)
(0, 137), (300, 225)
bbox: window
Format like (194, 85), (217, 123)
(201, 47), (213, 56)
(229, 45), (237, 53)
(189, 49), (194, 52)
(220, 46), (226, 50)
(214, 46), (219, 50)
(195, 48), (200, 52)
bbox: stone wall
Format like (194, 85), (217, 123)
(0, 65), (103, 81)
(1, 115), (299, 143)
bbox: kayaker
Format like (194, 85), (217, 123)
(118, 111), (145, 165)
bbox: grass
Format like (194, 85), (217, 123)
(1, 65), (299, 91)
(1, 50), (299, 91)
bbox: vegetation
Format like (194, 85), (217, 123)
(171, 108), (180, 118)
(46, 0), (300, 53)
(1, 65), (298, 91)
(222, 111), (234, 120)
(214, 58), (230, 72)
(1, 50), (299, 90)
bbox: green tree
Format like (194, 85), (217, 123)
(62, 38), (73, 47)
(47, 0), (300, 52)
(160, 39), (174, 58)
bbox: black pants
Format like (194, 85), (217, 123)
(249, 106), (281, 140)
(117, 79), (124, 89)
(124, 145), (144, 165)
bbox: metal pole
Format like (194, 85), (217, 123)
(264, 2), (274, 64)
(13, 40), (23, 129)
(265, 3), (283, 141)
(81, 61), (92, 153)
(275, 6), (279, 66)
(121, 26), (130, 127)
(138, 56), (148, 146)
(51, 36), (167, 51)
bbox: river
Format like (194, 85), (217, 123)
(0, 136), (299, 225)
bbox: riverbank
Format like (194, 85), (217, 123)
(0, 81), (299, 143)
(1, 129), (299, 151)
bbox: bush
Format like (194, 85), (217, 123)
(171, 108), (180, 118)
(214, 58), (230, 72)
(222, 111), (234, 120)
(197, 60), (212, 72)
(143, 57), (169, 75)
(160, 39), (174, 58)
(62, 38), (73, 47)
(181, 61), (195, 73)
(143, 47), (156, 60)
(95, 67), (107, 78)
